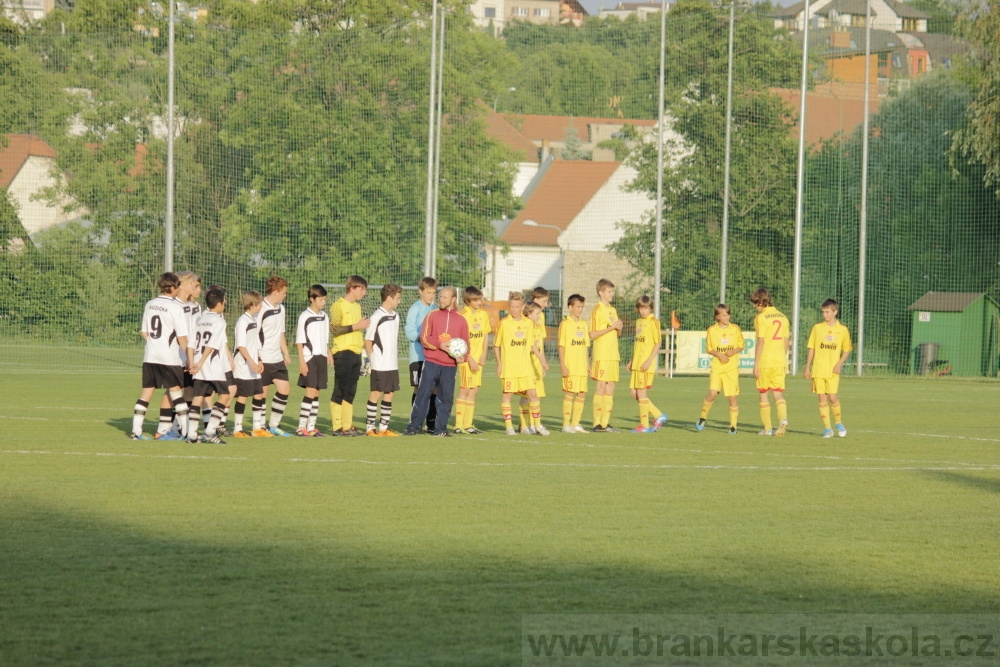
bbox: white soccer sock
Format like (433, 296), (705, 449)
(307, 398), (319, 431)
(132, 400), (149, 436)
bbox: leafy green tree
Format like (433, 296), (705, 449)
(956, 0), (1000, 195)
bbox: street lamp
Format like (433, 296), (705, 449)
(522, 219), (563, 300)
(493, 86), (516, 112)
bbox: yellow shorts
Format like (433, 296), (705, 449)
(629, 370), (655, 390)
(562, 375), (588, 394)
(811, 374), (840, 395)
(756, 367), (786, 392)
(502, 376), (534, 394)
(532, 378), (546, 398)
(459, 364), (483, 389)
(591, 360), (620, 383)
(709, 368), (741, 397)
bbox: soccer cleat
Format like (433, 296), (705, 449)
(604, 426), (621, 433)
(573, 425), (588, 434)
(366, 429), (381, 437)
(233, 431), (252, 439)
(835, 423), (847, 437)
(129, 432), (153, 440)
(401, 429), (422, 436)
(758, 429), (774, 436)
(379, 429), (401, 437)
(252, 428), (275, 438)
(433, 431), (452, 437)
(268, 426), (292, 437)
(653, 414), (669, 429)
(592, 425), (606, 433)
(216, 426), (232, 437)
(464, 427), (484, 435)
(154, 430), (183, 441)
(505, 427), (518, 436)
(728, 427), (738, 435)
(341, 427), (361, 437)
(199, 433), (226, 444)
(562, 425), (576, 433)
(295, 428), (314, 437)
(630, 425), (650, 434)
(309, 429), (326, 437)
(774, 420), (788, 437)
(186, 437), (199, 444)
(454, 428), (465, 435)
(822, 428), (834, 439)
(695, 418), (706, 432)
(520, 426), (535, 435)
(535, 425), (550, 436)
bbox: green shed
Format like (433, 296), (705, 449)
(908, 292), (1000, 377)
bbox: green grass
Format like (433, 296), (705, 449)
(2, 370), (1000, 665)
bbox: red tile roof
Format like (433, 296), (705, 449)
(506, 114), (657, 144)
(482, 106), (540, 163)
(773, 83), (881, 146)
(502, 160), (621, 246)
(1, 134), (57, 189)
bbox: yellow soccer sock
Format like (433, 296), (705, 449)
(341, 402), (353, 431)
(729, 406), (739, 429)
(530, 401), (542, 428)
(700, 399), (714, 420)
(454, 400), (467, 430)
(830, 401), (842, 424)
(776, 399), (788, 424)
(519, 400), (530, 430)
(759, 402), (773, 432)
(819, 402), (832, 429)
(572, 395), (586, 426)
(638, 399), (650, 429)
(646, 400), (662, 421)
(562, 395), (573, 427)
(330, 401), (342, 432)
(601, 395), (613, 428)
(592, 394), (604, 427)
(501, 401), (513, 430)
(467, 401), (477, 430)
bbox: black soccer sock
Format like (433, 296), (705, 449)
(132, 399), (149, 436)
(234, 401), (247, 431)
(269, 392), (288, 429)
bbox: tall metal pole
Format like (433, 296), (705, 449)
(430, 6), (445, 276)
(653, 0), (667, 323)
(164, 0), (176, 272)
(857, 0), (872, 376)
(719, 0), (736, 304)
(791, 0), (811, 376)
(423, 0), (439, 277)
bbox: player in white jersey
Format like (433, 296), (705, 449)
(147, 271), (201, 440)
(187, 287), (232, 444)
(258, 276), (293, 436)
(198, 284), (239, 436)
(364, 284), (403, 436)
(130, 273), (191, 440)
(231, 291), (271, 438)
(294, 285), (332, 436)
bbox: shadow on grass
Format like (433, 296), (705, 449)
(1, 500), (995, 666)
(923, 470), (1000, 495)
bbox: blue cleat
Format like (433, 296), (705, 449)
(695, 418), (706, 432)
(129, 432), (152, 440)
(822, 428), (834, 438)
(835, 423), (847, 438)
(654, 413), (668, 429)
(154, 429), (183, 441)
(268, 426), (292, 437)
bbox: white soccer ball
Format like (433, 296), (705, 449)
(446, 337), (469, 359)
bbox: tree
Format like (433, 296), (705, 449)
(955, 0), (1000, 196)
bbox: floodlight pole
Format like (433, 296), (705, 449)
(423, 0), (439, 277)
(719, 0), (736, 304)
(791, 0), (811, 376)
(653, 0), (667, 323)
(164, 0), (175, 273)
(857, 0), (873, 376)
(430, 6), (445, 277)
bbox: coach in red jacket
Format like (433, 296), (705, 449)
(403, 286), (470, 437)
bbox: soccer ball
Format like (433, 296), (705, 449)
(446, 337), (469, 359)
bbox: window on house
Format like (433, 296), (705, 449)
(902, 18), (918, 31)
(534, 7), (551, 16)
(850, 14), (867, 27)
(916, 57), (926, 73)
(878, 52), (888, 68)
(484, 6), (496, 17)
(892, 54), (903, 69)
(513, 6), (528, 15)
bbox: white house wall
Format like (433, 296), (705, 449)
(512, 161), (539, 198)
(561, 164), (653, 253)
(484, 245), (561, 299)
(8, 156), (81, 236)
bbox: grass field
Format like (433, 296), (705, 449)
(3, 370), (1000, 665)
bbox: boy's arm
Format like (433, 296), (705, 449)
(237, 346), (258, 373)
(532, 341), (548, 373)
(834, 349), (851, 375)
(404, 304), (421, 343)
(226, 347), (238, 381)
(141, 332), (148, 341)
(365, 339), (374, 358)
(279, 333), (291, 366)
(804, 348), (815, 379)
(642, 342), (661, 372)
(558, 345), (569, 377)
(494, 344), (502, 376)
(296, 343), (308, 376)
(190, 346), (215, 376)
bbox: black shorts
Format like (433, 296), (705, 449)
(183, 369), (195, 389)
(409, 361), (425, 387)
(261, 362), (289, 386)
(235, 377), (263, 398)
(225, 370), (235, 386)
(193, 379), (230, 397)
(142, 363), (185, 390)
(297, 356), (329, 390)
(370, 369), (400, 394)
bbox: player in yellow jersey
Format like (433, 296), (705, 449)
(515, 287), (550, 431)
(328, 275), (370, 436)
(696, 304), (744, 434)
(517, 302), (549, 433)
(453, 286), (491, 435)
(590, 278), (623, 432)
(558, 294), (590, 433)
(804, 299), (853, 438)
(627, 296), (667, 433)
(751, 288), (790, 436)
(495, 292), (548, 436)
